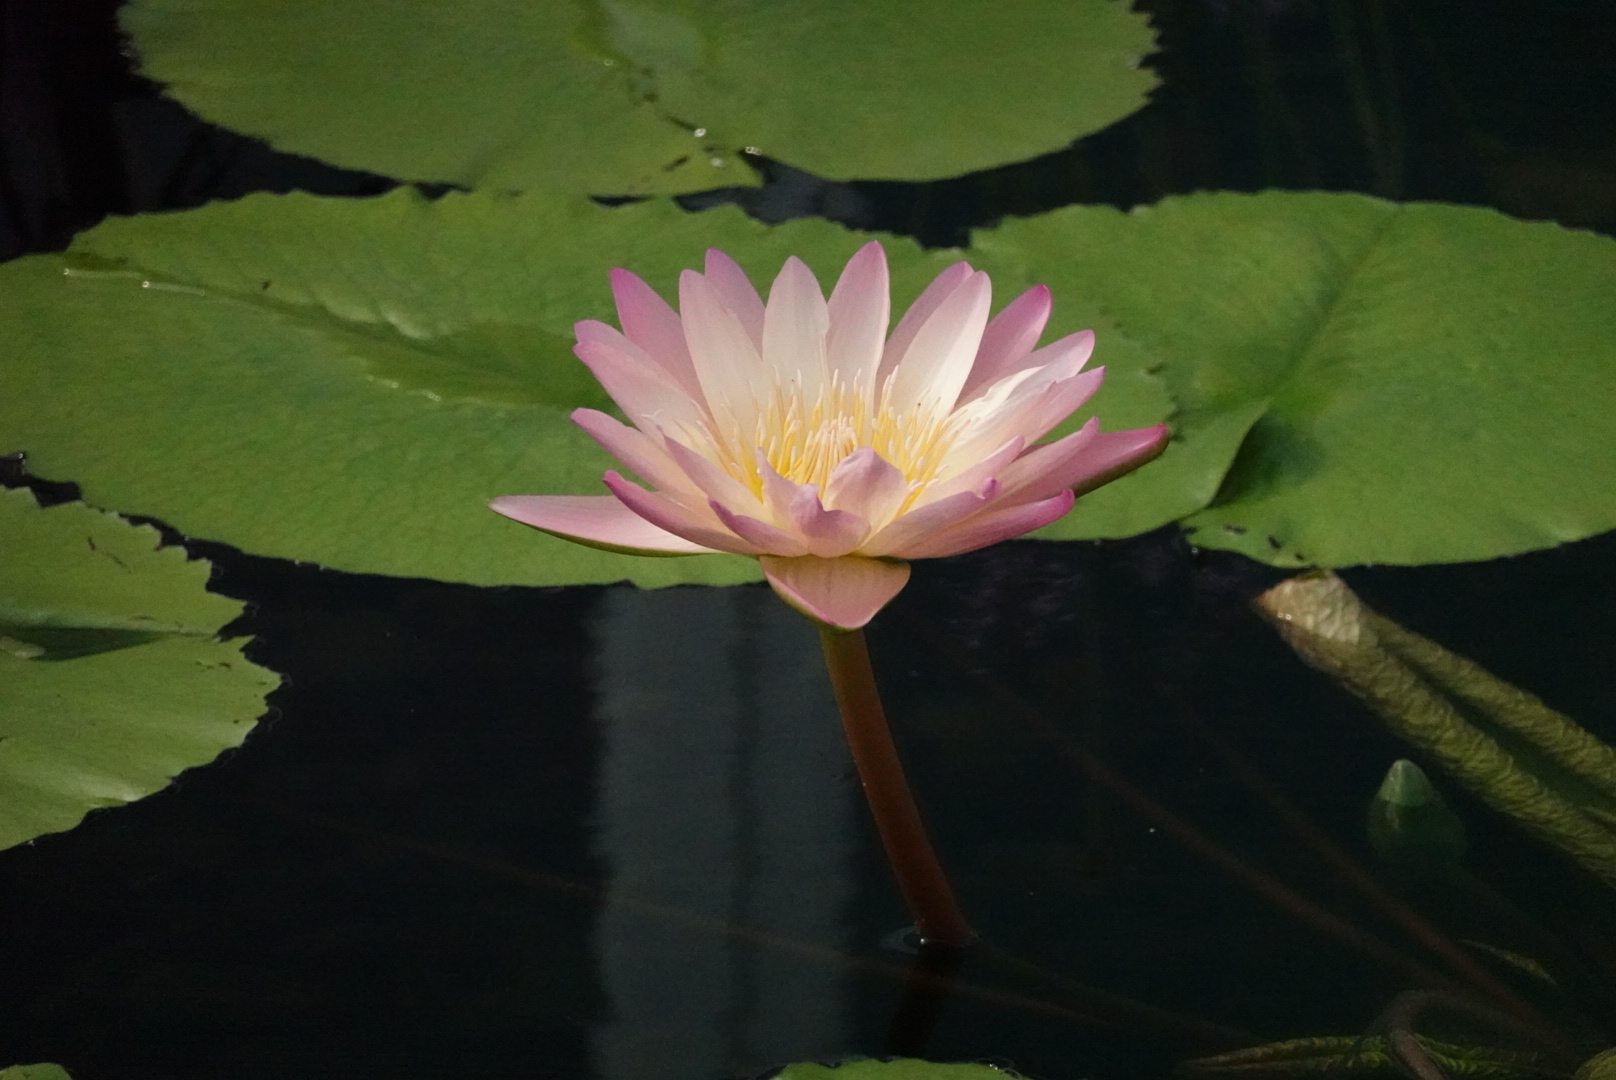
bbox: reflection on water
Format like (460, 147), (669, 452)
(591, 586), (854, 1080)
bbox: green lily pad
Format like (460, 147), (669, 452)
(975, 191), (1616, 566)
(121, 0), (1157, 195)
(0, 1066), (73, 1080)
(777, 1060), (1015, 1080)
(0, 488), (277, 851)
(9, 189), (1050, 587)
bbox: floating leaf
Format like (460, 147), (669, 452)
(0, 489), (277, 851)
(14, 190), (1154, 587)
(0, 1067), (73, 1080)
(121, 0), (1157, 195)
(974, 191), (1616, 566)
(777, 1060), (1016, 1080)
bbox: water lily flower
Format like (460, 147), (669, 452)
(493, 242), (1168, 630)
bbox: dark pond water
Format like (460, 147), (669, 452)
(2, 1), (1615, 1078)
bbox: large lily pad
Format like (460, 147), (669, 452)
(121, 0), (1158, 195)
(0, 1067), (73, 1080)
(974, 191), (1616, 566)
(778, 1061), (1014, 1080)
(5, 190), (1161, 587)
(0, 488), (277, 851)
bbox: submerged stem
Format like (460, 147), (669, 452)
(819, 626), (973, 947)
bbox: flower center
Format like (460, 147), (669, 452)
(704, 373), (960, 499)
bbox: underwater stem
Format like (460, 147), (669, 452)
(819, 626), (973, 947)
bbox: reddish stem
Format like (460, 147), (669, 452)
(819, 626), (973, 946)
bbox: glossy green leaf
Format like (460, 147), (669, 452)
(777, 1061), (1014, 1080)
(7, 189), (1063, 587)
(0, 489), (277, 851)
(976, 191), (1616, 566)
(121, 0), (1157, 195)
(0, 1067), (73, 1080)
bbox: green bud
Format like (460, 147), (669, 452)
(1368, 759), (1467, 868)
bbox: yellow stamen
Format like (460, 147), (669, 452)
(690, 372), (961, 502)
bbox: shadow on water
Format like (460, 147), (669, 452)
(0, 523), (1611, 1078)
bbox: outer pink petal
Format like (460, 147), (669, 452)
(860, 480), (999, 558)
(573, 333), (705, 433)
(787, 487), (869, 558)
(758, 555), (912, 631)
(680, 269), (765, 422)
(762, 256), (830, 397)
(960, 285), (1052, 401)
(660, 434), (767, 516)
(823, 446), (909, 524)
(876, 261), (972, 391)
(703, 249), (766, 350)
(894, 490), (1077, 560)
(997, 423), (1169, 505)
(709, 501), (812, 556)
(881, 270), (991, 416)
(946, 366), (1106, 465)
(490, 494), (716, 556)
(571, 408), (699, 498)
(971, 329), (1095, 405)
(755, 453), (806, 526)
(1005, 367), (1109, 446)
(602, 471), (761, 555)
(610, 269), (701, 399)
(826, 241), (891, 398)
(920, 436), (1024, 504)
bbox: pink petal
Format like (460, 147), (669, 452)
(920, 435), (1025, 504)
(758, 555), (912, 631)
(704, 249), (766, 350)
(960, 285), (1052, 401)
(826, 241), (891, 398)
(876, 261), (973, 392)
(997, 422), (1168, 505)
(571, 408), (700, 499)
(1067, 425), (1169, 497)
(964, 329), (1094, 414)
(490, 494), (716, 556)
(823, 446), (909, 525)
(602, 471), (760, 555)
(680, 269), (765, 424)
(573, 331), (705, 434)
(762, 256), (830, 399)
(1006, 366), (1109, 446)
(895, 490), (1077, 560)
(755, 452), (807, 525)
(787, 486), (869, 558)
(947, 365), (1107, 465)
(610, 269), (701, 399)
(660, 434), (767, 516)
(860, 480), (999, 558)
(709, 501), (812, 557)
(881, 270), (992, 417)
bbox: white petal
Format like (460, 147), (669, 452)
(680, 269), (765, 435)
(880, 270), (992, 417)
(762, 256), (830, 402)
(703, 249), (766, 350)
(826, 241), (891, 399)
(876, 261), (973, 392)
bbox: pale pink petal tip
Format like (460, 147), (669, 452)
(758, 554), (912, 630)
(489, 495), (716, 557)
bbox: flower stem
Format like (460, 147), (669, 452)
(819, 625), (973, 946)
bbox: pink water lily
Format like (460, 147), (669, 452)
(492, 242), (1168, 630)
